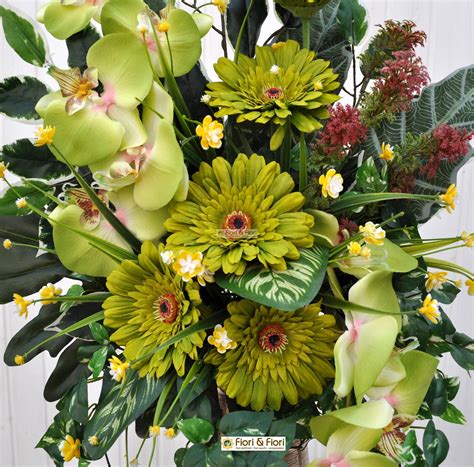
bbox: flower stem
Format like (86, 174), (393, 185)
(302, 18), (311, 49)
(299, 132), (308, 192)
(234, 0), (255, 63)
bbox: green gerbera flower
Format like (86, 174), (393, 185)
(103, 241), (205, 378)
(206, 40), (340, 149)
(206, 299), (339, 411)
(164, 154), (315, 275)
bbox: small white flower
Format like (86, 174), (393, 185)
(270, 65), (280, 75)
(160, 250), (175, 265)
(15, 197), (27, 209)
(200, 94), (211, 104)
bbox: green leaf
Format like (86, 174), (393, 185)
(355, 157), (387, 193)
(0, 6), (47, 66)
(219, 411), (273, 436)
(227, 0), (268, 57)
(82, 371), (167, 460)
(440, 402), (466, 425)
(58, 377), (89, 425)
(216, 246), (328, 312)
(0, 215), (69, 303)
(0, 181), (53, 215)
(430, 282), (460, 305)
(66, 25), (100, 71)
(88, 346), (109, 378)
(285, 0), (352, 90)
(144, 0), (167, 13)
(0, 76), (49, 120)
(399, 431), (425, 467)
(60, 284), (85, 313)
(336, 0), (368, 45)
(183, 444), (235, 467)
(177, 418), (214, 444)
(363, 65), (474, 222)
(423, 420), (449, 467)
(89, 322), (109, 344)
(1, 139), (70, 181)
(425, 372), (448, 416)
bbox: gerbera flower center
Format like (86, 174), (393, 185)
(264, 86), (283, 100)
(154, 293), (180, 323)
(222, 210), (253, 240)
(258, 323), (288, 353)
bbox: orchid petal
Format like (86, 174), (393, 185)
(366, 353), (407, 400)
(143, 83), (174, 143)
(333, 331), (355, 398)
(389, 350), (438, 415)
(43, 3), (97, 39)
(308, 209), (340, 247)
(345, 451), (397, 467)
(134, 119), (184, 210)
(50, 204), (130, 277)
(173, 164), (190, 202)
(107, 105), (147, 149)
(87, 32), (153, 108)
(327, 425), (383, 458)
(109, 186), (168, 241)
(35, 91), (62, 118)
(44, 99), (124, 166)
(100, 0), (144, 35)
(192, 13), (213, 37)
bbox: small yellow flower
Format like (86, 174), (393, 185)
(172, 250), (205, 282)
(88, 436), (99, 446)
(164, 427), (176, 439)
(15, 197), (27, 209)
(212, 0), (229, 14)
(13, 293), (32, 319)
(466, 279), (474, 296)
(439, 184), (457, 213)
(359, 221), (385, 246)
(461, 231), (474, 247)
(14, 355), (25, 365)
(59, 435), (81, 462)
(108, 355), (130, 383)
(379, 142), (395, 161)
(425, 271), (448, 292)
(157, 20), (170, 33)
(314, 80), (324, 91)
(419, 294), (440, 324)
(196, 115), (224, 150)
(3, 239), (13, 250)
(453, 279), (462, 288)
(208, 324), (237, 354)
(347, 241), (362, 256)
(39, 283), (63, 305)
(0, 161), (8, 179)
(149, 425), (161, 438)
(360, 246), (372, 259)
(319, 168), (344, 199)
(34, 125), (56, 147)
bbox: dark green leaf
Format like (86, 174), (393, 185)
(219, 411), (273, 436)
(89, 322), (109, 344)
(174, 448), (187, 467)
(0, 76), (48, 120)
(423, 420), (449, 467)
(267, 418), (297, 458)
(88, 346), (109, 378)
(430, 283), (460, 305)
(400, 430), (425, 467)
(44, 340), (91, 402)
(227, 0), (268, 57)
(449, 338), (474, 371)
(0, 216), (69, 304)
(0, 6), (46, 66)
(336, 0), (368, 45)
(425, 373), (448, 416)
(440, 402), (466, 425)
(216, 246), (328, 311)
(177, 417), (214, 444)
(66, 25), (100, 71)
(445, 376), (460, 401)
(355, 157), (387, 193)
(0, 181), (53, 215)
(4, 304), (71, 366)
(363, 65), (474, 222)
(183, 443), (235, 467)
(176, 64), (209, 122)
(59, 377), (89, 425)
(144, 0), (166, 13)
(82, 371), (167, 460)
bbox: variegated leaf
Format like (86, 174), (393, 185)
(363, 65), (474, 222)
(82, 371), (168, 460)
(216, 246), (329, 312)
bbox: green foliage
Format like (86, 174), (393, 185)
(60, 284), (85, 313)
(177, 418), (214, 444)
(88, 346), (110, 378)
(89, 322), (109, 344)
(0, 215), (68, 303)
(183, 444), (234, 467)
(355, 157), (388, 193)
(0, 181), (53, 215)
(0, 76), (49, 120)
(423, 420), (449, 467)
(0, 6), (47, 66)
(220, 411), (273, 436)
(216, 246), (328, 311)
(336, 0), (368, 45)
(66, 25), (100, 71)
(400, 430), (425, 467)
(227, 0), (268, 57)
(56, 377), (89, 425)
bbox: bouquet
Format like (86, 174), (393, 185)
(1, 0), (473, 465)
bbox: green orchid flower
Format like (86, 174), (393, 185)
(101, 0), (209, 77)
(334, 271), (401, 403)
(38, 0), (109, 40)
(50, 187), (168, 277)
(309, 400), (397, 467)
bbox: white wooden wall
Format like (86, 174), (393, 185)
(1, 1), (473, 465)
